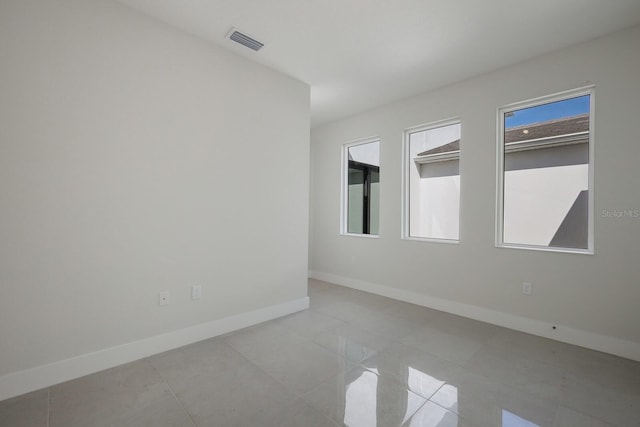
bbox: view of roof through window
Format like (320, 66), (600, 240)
(348, 141), (380, 166)
(505, 114), (589, 144)
(410, 123), (460, 158)
(501, 93), (591, 251)
(505, 95), (590, 130)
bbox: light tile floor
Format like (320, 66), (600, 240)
(1, 279), (639, 426)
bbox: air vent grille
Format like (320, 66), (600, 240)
(229, 30), (264, 51)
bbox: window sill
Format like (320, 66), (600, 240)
(340, 233), (380, 239)
(496, 243), (593, 255)
(403, 236), (459, 245)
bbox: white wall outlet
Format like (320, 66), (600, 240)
(350, 255), (356, 265)
(159, 291), (170, 306)
(522, 282), (532, 296)
(191, 285), (202, 300)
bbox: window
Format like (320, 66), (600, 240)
(497, 88), (594, 253)
(403, 120), (461, 242)
(341, 138), (380, 236)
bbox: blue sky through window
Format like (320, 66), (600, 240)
(505, 95), (590, 128)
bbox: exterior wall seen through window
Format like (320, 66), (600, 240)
(405, 121), (461, 242)
(499, 90), (593, 252)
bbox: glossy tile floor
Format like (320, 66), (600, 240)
(2, 279), (640, 427)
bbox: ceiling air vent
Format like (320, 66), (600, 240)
(228, 28), (264, 51)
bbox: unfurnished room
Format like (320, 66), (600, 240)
(1, 0), (640, 426)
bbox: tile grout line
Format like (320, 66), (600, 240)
(148, 362), (198, 427)
(222, 327), (369, 425)
(310, 287), (463, 424)
(223, 335), (311, 400)
(426, 392), (468, 423)
(168, 336), (335, 425)
(307, 303), (419, 355)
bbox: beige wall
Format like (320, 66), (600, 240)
(0, 0), (310, 378)
(310, 25), (640, 356)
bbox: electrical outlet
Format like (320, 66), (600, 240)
(159, 291), (170, 306)
(191, 285), (202, 300)
(522, 282), (532, 296)
(350, 255), (356, 265)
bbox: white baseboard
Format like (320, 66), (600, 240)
(309, 270), (640, 362)
(0, 297), (309, 402)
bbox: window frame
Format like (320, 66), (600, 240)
(401, 117), (461, 244)
(340, 136), (381, 238)
(495, 86), (595, 254)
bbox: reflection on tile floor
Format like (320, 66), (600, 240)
(1, 279), (639, 426)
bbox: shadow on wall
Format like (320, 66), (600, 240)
(550, 190), (588, 249)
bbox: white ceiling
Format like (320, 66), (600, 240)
(116, 0), (640, 127)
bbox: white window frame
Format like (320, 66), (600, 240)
(402, 118), (461, 244)
(340, 136), (380, 238)
(495, 86), (595, 254)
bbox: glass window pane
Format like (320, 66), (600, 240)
(348, 167), (364, 234)
(502, 94), (590, 250)
(344, 140), (380, 235)
(407, 122), (460, 240)
(369, 170), (380, 235)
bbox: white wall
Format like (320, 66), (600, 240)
(310, 25), (640, 359)
(0, 0), (309, 385)
(417, 168), (460, 240)
(504, 164), (588, 246)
